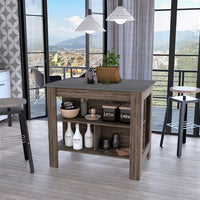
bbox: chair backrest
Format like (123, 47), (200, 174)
(31, 69), (44, 88)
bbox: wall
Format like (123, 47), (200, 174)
(0, 0), (23, 98)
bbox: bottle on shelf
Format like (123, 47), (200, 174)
(87, 66), (95, 84)
(65, 122), (74, 147)
(112, 134), (120, 149)
(73, 123), (83, 150)
(84, 124), (93, 148)
(80, 98), (87, 116)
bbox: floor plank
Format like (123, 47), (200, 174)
(0, 118), (200, 200)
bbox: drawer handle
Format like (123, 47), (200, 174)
(0, 84), (5, 86)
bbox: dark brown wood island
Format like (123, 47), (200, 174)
(46, 78), (155, 180)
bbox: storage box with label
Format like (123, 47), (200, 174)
(102, 105), (119, 122)
(119, 105), (131, 123)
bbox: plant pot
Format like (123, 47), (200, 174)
(96, 66), (121, 84)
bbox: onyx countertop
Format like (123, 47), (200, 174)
(46, 78), (155, 93)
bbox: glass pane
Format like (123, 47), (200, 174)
(47, 0), (85, 49)
(175, 10), (200, 55)
(90, 14), (104, 53)
(152, 106), (166, 131)
(152, 69), (168, 132)
(154, 11), (171, 54)
(49, 47), (86, 67)
(173, 70), (197, 88)
(29, 67), (44, 89)
(174, 56), (198, 70)
(90, 54), (103, 67)
(90, 32), (103, 53)
(155, 0), (171, 9)
(153, 56), (169, 70)
(72, 68), (86, 77)
(178, 0), (200, 8)
(28, 53), (44, 67)
(93, 14), (103, 27)
(26, 16), (44, 52)
(30, 88), (46, 118)
(25, 0), (42, 15)
(89, 0), (103, 13)
(50, 66), (66, 79)
(152, 70), (168, 105)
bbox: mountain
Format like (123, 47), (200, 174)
(51, 34), (102, 50)
(49, 30), (198, 52)
(154, 30), (199, 52)
(56, 36), (85, 49)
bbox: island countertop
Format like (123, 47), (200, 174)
(46, 78), (155, 93)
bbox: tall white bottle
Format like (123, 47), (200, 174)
(84, 124), (93, 148)
(73, 124), (83, 150)
(65, 122), (74, 147)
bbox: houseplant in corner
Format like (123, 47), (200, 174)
(96, 49), (121, 83)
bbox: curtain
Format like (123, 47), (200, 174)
(107, 0), (154, 80)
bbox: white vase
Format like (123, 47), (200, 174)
(73, 124), (83, 150)
(65, 122), (74, 147)
(84, 124), (93, 148)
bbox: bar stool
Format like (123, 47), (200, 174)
(0, 98), (34, 173)
(160, 86), (200, 157)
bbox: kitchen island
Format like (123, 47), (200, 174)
(46, 78), (155, 180)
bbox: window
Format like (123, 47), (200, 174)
(152, 0), (200, 135)
(19, 0), (106, 119)
(21, 0), (48, 119)
(47, 0), (106, 78)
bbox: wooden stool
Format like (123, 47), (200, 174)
(160, 86), (200, 157)
(0, 98), (34, 173)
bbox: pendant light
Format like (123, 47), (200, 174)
(75, 9), (105, 34)
(106, 0), (135, 24)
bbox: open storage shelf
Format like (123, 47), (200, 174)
(57, 114), (130, 129)
(58, 139), (129, 159)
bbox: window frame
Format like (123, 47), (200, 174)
(153, 0), (200, 136)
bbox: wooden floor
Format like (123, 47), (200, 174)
(0, 118), (200, 200)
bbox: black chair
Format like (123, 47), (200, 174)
(0, 98), (34, 173)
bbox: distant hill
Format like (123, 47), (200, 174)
(49, 30), (198, 52)
(56, 36), (85, 49)
(154, 30), (199, 52)
(49, 34), (102, 50)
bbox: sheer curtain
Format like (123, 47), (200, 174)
(107, 0), (154, 80)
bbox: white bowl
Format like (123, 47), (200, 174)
(60, 107), (80, 118)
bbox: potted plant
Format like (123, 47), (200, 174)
(96, 49), (121, 83)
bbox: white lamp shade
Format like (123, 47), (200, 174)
(75, 15), (105, 34)
(106, 6), (135, 24)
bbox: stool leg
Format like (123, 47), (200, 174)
(199, 100), (200, 133)
(160, 98), (172, 148)
(177, 101), (186, 158)
(19, 109), (34, 173)
(183, 104), (187, 144)
(7, 108), (12, 127)
(197, 100), (200, 136)
(19, 112), (28, 160)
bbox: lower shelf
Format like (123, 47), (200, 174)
(58, 140), (129, 159)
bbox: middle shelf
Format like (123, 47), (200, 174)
(57, 114), (130, 129)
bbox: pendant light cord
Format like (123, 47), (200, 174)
(118, 0), (123, 6)
(87, 9), (92, 15)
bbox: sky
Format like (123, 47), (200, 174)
(47, 0), (85, 45)
(154, 0), (200, 32)
(46, 0), (200, 45)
